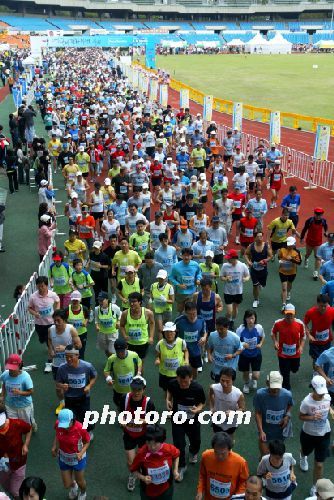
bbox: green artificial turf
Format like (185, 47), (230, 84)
(155, 54), (334, 122)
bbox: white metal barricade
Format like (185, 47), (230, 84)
(0, 238), (56, 372)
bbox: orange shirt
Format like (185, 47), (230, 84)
(278, 247), (301, 276)
(76, 215), (95, 240)
(197, 449), (248, 499)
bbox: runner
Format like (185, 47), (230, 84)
(196, 432), (249, 500)
(65, 291), (89, 359)
(277, 236), (302, 311)
(169, 248), (202, 314)
(304, 294), (334, 368)
(130, 424), (180, 498)
(245, 230), (272, 308)
(150, 269), (174, 340)
(300, 207), (328, 280)
(267, 208), (297, 261)
(236, 310), (265, 394)
(120, 376), (155, 492)
(271, 304), (306, 390)
(209, 367), (246, 438)
(94, 291), (120, 357)
(52, 408), (90, 500)
(167, 365), (206, 481)
(299, 375), (333, 497)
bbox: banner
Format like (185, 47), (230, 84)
(12, 86), (22, 109)
(149, 79), (158, 101)
(270, 111), (281, 145)
(132, 69), (139, 88)
(138, 73), (143, 92)
(47, 35), (135, 48)
(142, 75), (149, 95)
(180, 88), (189, 109)
(145, 40), (156, 69)
(203, 95), (213, 122)
(159, 84), (168, 107)
(314, 125), (330, 161)
(232, 102), (243, 132)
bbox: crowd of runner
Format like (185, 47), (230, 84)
(0, 48), (334, 500)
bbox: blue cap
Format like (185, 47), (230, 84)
(218, 174), (224, 181)
(58, 409), (74, 428)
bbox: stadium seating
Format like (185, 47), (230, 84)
(313, 31), (334, 42)
(0, 15), (54, 31)
(47, 18), (99, 30)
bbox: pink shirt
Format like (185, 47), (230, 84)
(38, 223), (55, 256)
(28, 290), (60, 325)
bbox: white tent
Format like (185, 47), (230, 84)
(245, 32), (269, 53)
(267, 32), (292, 54)
(227, 38), (245, 47)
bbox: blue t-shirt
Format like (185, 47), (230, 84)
(315, 346), (334, 393)
(253, 388), (294, 439)
(56, 360), (97, 398)
(110, 201), (128, 226)
(321, 281), (334, 306)
(247, 199), (268, 219)
(317, 243), (334, 263)
(154, 245), (178, 275)
(169, 260), (202, 295)
(320, 260), (334, 282)
(207, 331), (242, 373)
(0, 371), (33, 408)
(175, 315), (206, 358)
(236, 324), (264, 358)
(281, 194), (301, 216)
(176, 153), (190, 169)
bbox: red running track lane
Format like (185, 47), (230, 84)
(0, 85), (9, 104)
(168, 88), (334, 161)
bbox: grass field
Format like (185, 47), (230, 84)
(156, 54), (334, 120)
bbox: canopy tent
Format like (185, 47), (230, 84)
(226, 38), (245, 46)
(22, 55), (35, 65)
(315, 40), (334, 49)
(245, 33), (269, 53)
(267, 32), (292, 54)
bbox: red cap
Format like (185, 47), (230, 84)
(52, 255), (62, 261)
(314, 207), (324, 214)
(225, 249), (239, 259)
(5, 354), (22, 370)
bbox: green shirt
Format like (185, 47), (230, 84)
(104, 351), (142, 394)
(129, 231), (151, 259)
(49, 264), (72, 295)
(71, 270), (94, 298)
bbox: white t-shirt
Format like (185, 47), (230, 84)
(257, 453), (296, 494)
(300, 393), (331, 436)
(220, 261), (250, 295)
(211, 384), (242, 430)
(233, 173), (249, 193)
(245, 162), (258, 182)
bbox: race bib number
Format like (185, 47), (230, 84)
(182, 275), (194, 286)
(253, 261), (265, 271)
(200, 309), (213, 321)
(128, 329), (142, 341)
(59, 450), (79, 466)
(164, 358), (179, 371)
(315, 329), (329, 341)
(68, 373), (86, 389)
(244, 228), (253, 238)
(100, 318), (114, 328)
(118, 372), (133, 387)
(120, 185), (128, 194)
(266, 409), (284, 424)
(7, 382), (21, 397)
(233, 201), (241, 208)
(210, 479), (231, 499)
(246, 337), (258, 349)
(270, 469), (290, 486)
(214, 352), (226, 367)
(39, 305), (52, 317)
(72, 320), (83, 329)
(147, 463), (170, 485)
(282, 343), (296, 356)
(184, 331), (198, 343)
(274, 174), (281, 181)
(276, 229), (286, 238)
(177, 404), (194, 419)
(54, 276), (66, 286)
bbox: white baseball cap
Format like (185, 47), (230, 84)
(92, 240), (103, 249)
(40, 214), (51, 223)
(157, 269), (168, 279)
(199, 173), (206, 180)
(142, 183), (149, 189)
(79, 145), (84, 152)
(70, 290), (82, 302)
(205, 250), (214, 258)
(104, 178), (111, 185)
(70, 192), (78, 199)
(311, 375), (328, 395)
(284, 303), (295, 314)
(267, 371), (283, 389)
(163, 322), (176, 332)
(40, 179), (48, 186)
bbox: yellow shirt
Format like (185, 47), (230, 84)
(278, 247), (301, 275)
(112, 250), (142, 281)
(191, 148), (206, 168)
(75, 152), (90, 174)
(268, 218), (295, 244)
(63, 164), (79, 182)
(48, 139), (61, 157)
(64, 239), (87, 264)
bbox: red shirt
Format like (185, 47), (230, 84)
(270, 168), (283, 190)
(0, 419), (31, 471)
(150, 162), (163, 179)
(55, 420), (90, 454)
(272, 318), (305, 358)
(130, 443), (180, 497)
(240, 216), (258, 244)
(228, 193), (246, 215)
(303, 306), (334, 345)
